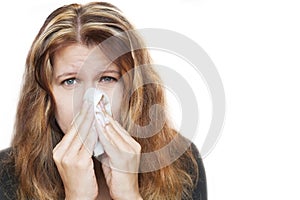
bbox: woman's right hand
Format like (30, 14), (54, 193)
(53, 100), (98, 200)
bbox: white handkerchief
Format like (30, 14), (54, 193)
(83, 88), (112, 157)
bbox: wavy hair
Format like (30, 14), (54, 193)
(11, 2), (199, 199)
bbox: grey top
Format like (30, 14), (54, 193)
(0, 144), (207, 200)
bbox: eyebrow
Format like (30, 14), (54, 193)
(56, 72), (78, 80)
(56, 70), (121, 80)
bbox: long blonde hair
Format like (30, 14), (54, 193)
(11, 2), (198, 199)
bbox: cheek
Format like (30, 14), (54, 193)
(107, 84), (124, 120)
(53, 90), (75, 134)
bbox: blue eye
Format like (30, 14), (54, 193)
(63, 78), (77, 86)
(100, 76), (117, 83)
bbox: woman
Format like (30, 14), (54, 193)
(0, 2), (207, 200)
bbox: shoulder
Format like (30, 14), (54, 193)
(189, 143), (207, 200)
(0, 148), (18, 200)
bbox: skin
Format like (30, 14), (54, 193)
(51, 44), (142, 200)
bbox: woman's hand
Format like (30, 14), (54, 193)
(53, 101), (98, 200)
(95, 114), (143, 200)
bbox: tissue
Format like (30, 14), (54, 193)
(83, 88), (112, 157)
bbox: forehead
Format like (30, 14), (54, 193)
(53, 44), (118, 74)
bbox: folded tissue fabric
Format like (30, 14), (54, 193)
(83, 88), (112, 157)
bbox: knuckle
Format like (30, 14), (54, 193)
(61, 155), (73, 167)
(76, 160), (88, 169)
(58, 154), (89, 170)
(135, 143), (142, 152)
(52, 152), (60, 163)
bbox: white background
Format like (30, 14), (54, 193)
(1, 0), (299, 199)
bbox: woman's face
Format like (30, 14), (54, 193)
(52, 44), (124, 134)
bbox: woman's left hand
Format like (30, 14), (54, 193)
(95, 114), (143, 200)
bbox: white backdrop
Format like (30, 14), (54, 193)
(1, 0), (300, 199)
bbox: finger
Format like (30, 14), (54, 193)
(97, 120), (138, 167)
(99, 102), (139, 148)
(95, 113), (141, 155)
(103, 113), (141, 155)
(79, 121), (98, 157)
(96, 122), (140, 172)
(53, 100), (90, 159)
(98, 107), (130, 148)
(53, 125), (78, 161)
(70, 103), (95, 153)
(95, 121), (118, 156)
(105, 114), (139, 147)
(57, 101), (93, 158)
(70, 100), (91, 137)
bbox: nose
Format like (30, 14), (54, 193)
(83, 81), (96, 92)
(71, 81), (98, 112)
